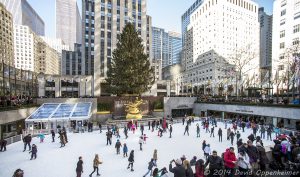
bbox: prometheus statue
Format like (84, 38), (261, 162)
(124, 97), (143, 119)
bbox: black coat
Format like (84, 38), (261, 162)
(246, 146), (259, 163)
(115, 142), (121, 149)
(186, 166), (194, 177)
(76, 160), (83, 172)
(31, 145), (37, 153)
(169, 164), (187, 177)
(204, 155), (224, 170)
(23, 135), (32, 143)
(128, 152), (134, 162)
(257, 146), (269, 164)
(106, 131), (112, 138)
(218, 129), (222, 136)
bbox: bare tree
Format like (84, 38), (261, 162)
(227, 43), (259, 98)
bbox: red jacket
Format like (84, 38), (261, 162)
(224, 149), (237, 168)
(195, 165), (204, 177)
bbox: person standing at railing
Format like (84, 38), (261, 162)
(23, 134), (32, 152)
(0, 138), (7, 151)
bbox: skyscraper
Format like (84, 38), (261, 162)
(0, 0), (45, 36)
(56, 0), (82, 51)
(94, 0), (148, 96)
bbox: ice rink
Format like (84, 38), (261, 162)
(0, 121), (275, 177)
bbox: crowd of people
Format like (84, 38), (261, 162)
(0, 96), (34, 107)
(5, 115), (300, 177)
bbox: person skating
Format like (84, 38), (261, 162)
(253, 124), (257, 137)
(151, 121), (155, 132)
(236, 131), (241, 142)
(58, 130), (66, 148)
(260, 125), (266, 139)
(139, 136), (143, 151)
(76, 156), (84, 177)
(202, 140), (206, 153)
(229, 131), (235, 145)
(29, 144), (37, 160)
(205, 122), (210, 133)
(51, 129), (55, 142)
(38, 133), (45, 143)
(23, 134), (32, 152)
(169, 124), (173, 138)
(227, 128), (231, 140)
(169, 159), (186, 177)
(204, 150), (224, 177)
(124, 126), (128, 139)
(267, 127), (272, 140)
(115, 139), (122, 154)
(184, 124), (189, 136)
(196, 124), (200, 137)
(210, 126), (215, 137)
(106, 130), (112, 145)
(143, 158), (156, 177)
(183, 160), (194, 177)
(89, 154), (102, 177)
(158, 127), (163, 137)
(148, 121), (151, 130)
(224, 147), (237, 177)
(182, 117), (185, 125)
(123, 143), (128, 157)
(127, 150), (134, 171)
(98, 122), (102, 133)
(218, 128), (222, 142)
(62, 127), (68, 143)
(241, 121), (246, 132)
(143, 134), (148, 143)
(141, 124), (144, 135)
(204, 144), (211, 160)
(0, 138), (7, 151)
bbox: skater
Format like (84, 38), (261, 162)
(98, 122), (102, 133)
(151, 120), (155, 132)
(148, 121), (151, 130)
(153, 149), (158, 163)
(204, 144), (211, 160)
(115, 139), (122, 154)
(229, 131), (235, 145)
(62, 127), (68, 143)
(143, 134), (148, 144)
(124, 126), (128, 139)
(225, 120), (228, 129)
(143, 158), (156, 177)
(116, 128), (121, 139)
(139, 136), (143, 151)
(159, 127), (163, 137)
(241, 121), (246, 132)
(89, 154), (102, 177)
(218, 128), (222, 142)
(267, 127), (272, 140)
(169, 124), (173, 138)
(132, 123), (136, 134)
(38, 133), (45, 143)
(106, 130), (112, 145)
(253, 124), (257, 137)
(0, 138), (7, 151)
(169, 159), (186, 177)
(23, 134), (32, 152)
(127, 150), (134, 171)
(182, 117), (185, 125)
(123, 143), (128, 157)
(141, 124), (144, 135)
(202, 140), (206, 152)
(51, 129), (55, 142)
(184, 124), (189, 136)
(205, 122), (209, 133)
(29, 144), (37, 160)
(58, 130), (66, 147)
(76, 156), (84, 177)
(210, 126), (215, 137)
(260, 125), (266, 139)
(196, 124), (200, 137)
(227, 128), (231, 140)
(236, 131), (241, 142)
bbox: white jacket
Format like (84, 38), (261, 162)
(237, 153), (251, 169)
(139, 138), (143, 144)
(204, 146), (211, 154)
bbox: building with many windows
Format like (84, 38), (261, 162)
(0, 0), (45, 36)
(56, 0), (82, 50)
(62, 43), (83, 75)
(178, 0), (259, 96)
(272, 0), (300, 94)
(259, 7), (272, 87)
(94, 0), (148, 96)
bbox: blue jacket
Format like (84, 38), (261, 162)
(123, 145), (128, 153)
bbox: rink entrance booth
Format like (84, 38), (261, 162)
(24, 102), (92, 134)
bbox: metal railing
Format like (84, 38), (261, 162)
(4, 134), (23, 145)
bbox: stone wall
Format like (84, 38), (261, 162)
(164, 97), (197, 117)
(36, 98), (97, 119)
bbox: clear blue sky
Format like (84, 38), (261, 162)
(28, 0), (273, 37)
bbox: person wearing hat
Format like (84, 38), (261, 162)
(169, 159), (186, 177)
(115, 139), (122, 154)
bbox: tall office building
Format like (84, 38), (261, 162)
(82, 0), (95, 75)
(56, 0), (82, 50)
(94, 0), (148, 96)
(272, 0), (300, 93)
(0, 0), (45, 36)
(152, 27), (182, 68)
(146, 15), (152, 61)
(62, 43), (83, 75)
(259, 7), (272, 85)
(178, 0), (259, 94)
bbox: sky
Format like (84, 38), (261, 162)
(27, 0), (273, 38)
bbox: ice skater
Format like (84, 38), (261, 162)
(106, 130), (112, 145)
(203, 144), (211, 160)
(143, 158), (156, 177)
(23, 134), (32, 152)
(127, 150), (134, 171)
(153, 149), (158, 163)
(124, 126), (128, 139)
(0, 139), (7, 151)
(229, 131), (235, 145)
(139, 136), (144, 151)
(196, 123), (200, 137)
(98, 122), (102, 133)
(210, 126), (215, 137)
(184, 124), (189, 136)
(29, 144), (37, 160)
(218, 128), (223, 142)
(115, 139), (122, 154)
(169, 124), (173, 138)
(38, 133), (45, 143)
(58, 130), (66, 148)
(51, 129), (55, 142)
(143, 134), (148, 144)
(123, 143), (128, 157)
(76, 156), (83, 177)
(89, 154), (102, 177)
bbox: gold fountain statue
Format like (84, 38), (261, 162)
(124, 97), (144, 119)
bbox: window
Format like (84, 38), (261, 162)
(280, 42), (285, 49)
(280, 30), (285, 38)
(293, 38), (299, 45)
(281, 9), (286, 16)
(280, 19), (286, 25)
(294, 24), (300, 33)
(279, 54), (285, 60)
(278, 65), (284, 71)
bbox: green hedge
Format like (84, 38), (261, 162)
(97, 103), (112, 112)
(153, 100), (163, 109)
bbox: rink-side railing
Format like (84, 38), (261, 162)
(4, 134), (23, 145)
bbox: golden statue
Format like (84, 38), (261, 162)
(124, 97), (144, 119)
